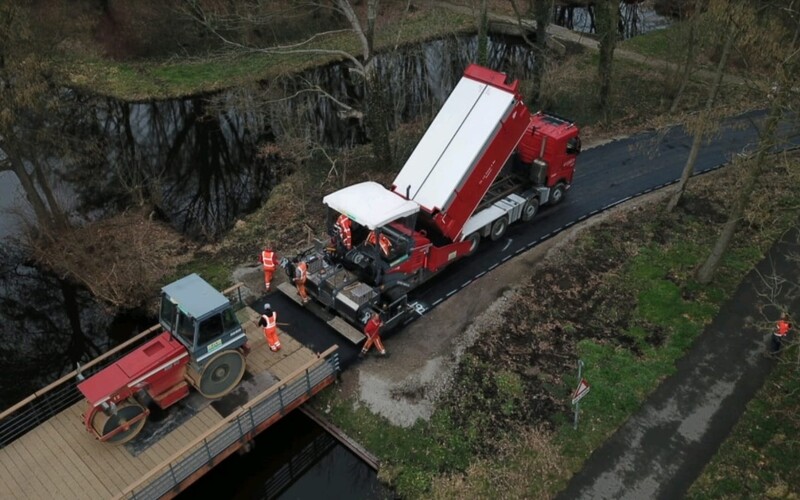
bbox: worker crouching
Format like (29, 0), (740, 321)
(360, 312), (386, 358)
(258, 304), (281, 352)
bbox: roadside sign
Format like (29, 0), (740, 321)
(572, 378), (590, 405)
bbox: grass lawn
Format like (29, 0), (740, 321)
(64, 5), (474, 100)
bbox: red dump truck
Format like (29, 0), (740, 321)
(279, 64), (581, 342)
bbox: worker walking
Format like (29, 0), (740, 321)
(259, 246), (278, 292)
(293, 258), (310, 304)
(334, 214), (353, 250)
(360, 312), (387, 358)
(258, 304), (281, 352)
(772, 312), (791, 354)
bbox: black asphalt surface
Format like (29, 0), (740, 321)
(253, 110), (800, 494)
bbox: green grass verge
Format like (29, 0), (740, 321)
(64, 7), (474, 100)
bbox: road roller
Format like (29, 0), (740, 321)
(77, 273), (249, 444)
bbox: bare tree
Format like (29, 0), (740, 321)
(596, 0), (619, 115)
(0, 3), (81, 233)
(696, 2), (799, 283)
(669, 0), (708, 114)
(666, 4), (736, 212)
(184, 0), (394, 167)
(508, 0), (552, 107)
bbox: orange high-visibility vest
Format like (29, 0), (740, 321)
(261, 250), (276, 271)
(367, 231), (391, 256)
(336, 215), (352, 249)
(295, 261), (307, 283)
(776, 319), (790, 337)
(364, 315), (383, 338)
(262, 312), (277, 330)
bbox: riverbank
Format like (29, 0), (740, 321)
(65, 4), (476, 100)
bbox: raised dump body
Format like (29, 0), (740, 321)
(391, 64), (532, 241)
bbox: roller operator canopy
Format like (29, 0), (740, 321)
(161, 273), (229, 320)
(323, 181), (420, 230)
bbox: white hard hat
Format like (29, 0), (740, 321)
(264, 303), (271, 310)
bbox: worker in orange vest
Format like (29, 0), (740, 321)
(259, 247), (278, 292)
(334, 214), (353, 250)
(772, 312), (791, 354)
(366, 230), (392, 257)
(258, 303), (281, 351)
(360, 312), (387, 358)
(293, 258), (309, 304)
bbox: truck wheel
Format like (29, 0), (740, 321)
(550, 183), (566, 205)
(465, 233), (481, 255)
(490, 217), (508, 241)
(521, 198), (539, 222)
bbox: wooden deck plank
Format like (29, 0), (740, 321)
(0, 449), (28, 498)
(38, 419), (111, 500)
(22, 422), (85, 500)
(4, 439), (60, 499)
(6, 436), (62, 499)
(57, 404), (132, 494)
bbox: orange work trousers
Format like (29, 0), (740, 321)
(263, 270), (274, 290)
(264, 326), (281, 351)
(362, 335), (385, 355)
(296, 281), (309, 302)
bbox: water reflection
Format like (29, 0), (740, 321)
(0, 242), (107, 408)
(181, 411), (392, 500)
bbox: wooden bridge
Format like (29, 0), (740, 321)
(0, 284), (340, 500)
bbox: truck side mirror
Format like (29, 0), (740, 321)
(567, 137), (582, 156)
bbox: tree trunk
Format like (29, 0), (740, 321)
(669, 0), (703, 114)
(6, 150), (53, 229)
(666, 29), (735, 212)
(365, 65), (393, 168)
(32, 160), (70, 229)
(531, 0), (551, 106)
(477, 0), (488, 66)
(695, 97), (783, 284)
(596, 0), (619, 114)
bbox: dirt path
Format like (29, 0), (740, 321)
(556, 225), (800, 499)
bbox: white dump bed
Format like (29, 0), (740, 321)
(392, 76), (516, 212)
(323, 181), (420, 230)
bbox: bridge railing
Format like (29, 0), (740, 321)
(122, 346), (340, 500)
(0, 283), (248, 448)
